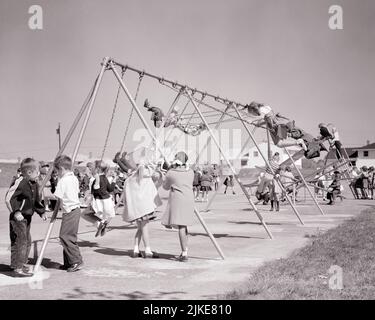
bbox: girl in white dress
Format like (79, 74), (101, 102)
(122, 161), (162, 258)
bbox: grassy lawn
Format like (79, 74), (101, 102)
(226, 207), (375, 300)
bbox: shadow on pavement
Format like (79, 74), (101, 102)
(59, 287), (186, 300)
(189, 232), (264, 240)
(228, 220), (284, 226)
(0, 264), (14, 276)
(94, 248), (178, 261)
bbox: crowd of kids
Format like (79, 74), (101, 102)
(6, 150), (223, 276)
(3, 98), (358, 277)
(350, 166), (375, 200)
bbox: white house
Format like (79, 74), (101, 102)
(354, 143), (375, 168)
(242, 142), (302, 168)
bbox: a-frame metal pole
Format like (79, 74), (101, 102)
(33, 57), (109, 274)
(185, 94), (273, 239)
(204, 127), (257, 212)
(283, 147), (325, 215)
(232, 105), (305, 225)
(109, 62), (225, 259)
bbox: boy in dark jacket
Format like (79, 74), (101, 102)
(5, 158), (47, 277)
(326, 171), (342, 205)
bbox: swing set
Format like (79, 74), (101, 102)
(33, 56), (344, 274)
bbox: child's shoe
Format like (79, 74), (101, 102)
(132, 251), (142, 258)
(113, 152), (121, 164)
(143, 251), (160, 259)
(67, 262), (84, 272)
(12, 268), (33, 277)
(59, 264), (70, 270)
(297, 139), (308, 151)
(95, 221), (105, 237)
(100, 221), (109, 237)
(177, 254), (188, 262)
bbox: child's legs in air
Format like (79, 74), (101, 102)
(276, 138), (304, 149)
(81, 206), (101, 226)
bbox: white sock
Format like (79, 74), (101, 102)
(134, 245), (139, 253)
(145, 247), (152, 254)
(182, 249), (188, 256)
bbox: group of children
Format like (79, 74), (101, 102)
(5, 150), (200, 276)
(192, 165), (221, 201)
(351, 166), (375, 200)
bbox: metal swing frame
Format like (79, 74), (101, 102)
(33, 56), (335, 274)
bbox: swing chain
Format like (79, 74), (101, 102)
(120, 70), (144, 152)
(100, 67), (126, 160)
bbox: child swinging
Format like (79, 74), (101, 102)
(245, 101), (327, 160)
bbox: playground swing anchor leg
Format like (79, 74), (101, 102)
(204, 130), (255, 213)
(232, 105), (305, 226)
(185, 94), (273, 239)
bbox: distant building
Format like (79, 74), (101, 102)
(325, 141), (375, 168)
(354, 142), (375, 168)
(325, 147), (358, 166)
(242, 142), (302, 168)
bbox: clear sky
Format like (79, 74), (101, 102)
(0, 0), (374, 161)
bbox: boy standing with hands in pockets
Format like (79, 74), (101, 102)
(53, 155), (83, 272)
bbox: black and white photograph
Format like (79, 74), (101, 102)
(0, 0), (374, 307)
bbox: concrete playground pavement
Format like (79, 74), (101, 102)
(0, 187), (372, 300)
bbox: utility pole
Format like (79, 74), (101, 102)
(56, 123), (61, 150)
